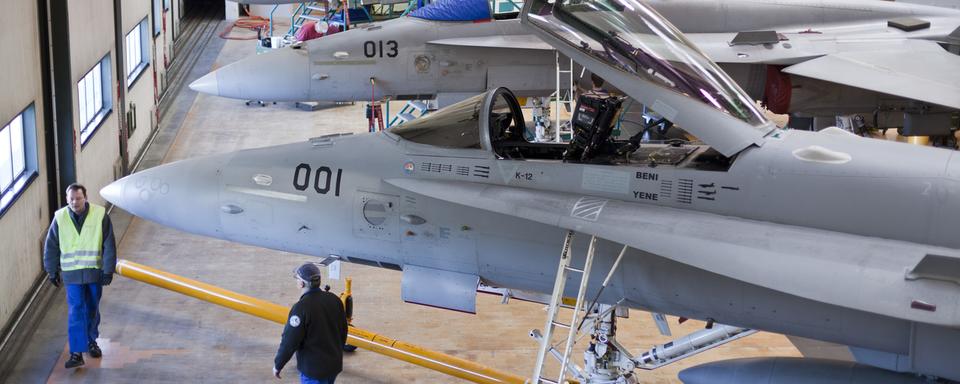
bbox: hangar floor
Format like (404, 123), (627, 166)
(9, 24), (803, 383)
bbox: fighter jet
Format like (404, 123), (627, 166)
(195, 0), (960, 132)
(108, 0), (960, 382)
(191, 0), (561, 107)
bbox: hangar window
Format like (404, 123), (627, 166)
(0, 105), (38, 217)
(126, 18), (150, 88)
(153, 0), (162, 36)
(77, 55), (113, 145)
(390, 93), (485, 149)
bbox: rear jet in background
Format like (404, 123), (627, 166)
(204, 0), (960, 132)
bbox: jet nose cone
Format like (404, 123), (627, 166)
(99, 181), (122, 206)
(100, 153), (232, 237)
(189, 71), (219, 95)
(192, 48), (311, 101)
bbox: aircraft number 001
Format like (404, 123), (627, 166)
(293, 163), (343, 197)
(364, 40), (398, 58)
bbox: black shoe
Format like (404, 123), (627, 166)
(65, 353), (85, 369)
(88, 342), (102, 358)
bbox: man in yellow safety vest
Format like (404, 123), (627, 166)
(43, 183), (117, 369)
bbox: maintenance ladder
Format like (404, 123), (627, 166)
(287, 2), (329, 37)
(531, 231), (598, 384)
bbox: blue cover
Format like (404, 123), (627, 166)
(408, 0), (491, 21)
(329, 8), (373, 24)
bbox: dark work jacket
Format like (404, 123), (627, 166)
(42, 202), (117, 284)
(275, 288), (348, 380)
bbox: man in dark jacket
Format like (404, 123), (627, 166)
(274, 263), (348, 383)
(43, 183), (117, 369)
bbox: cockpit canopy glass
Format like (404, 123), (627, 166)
(390, 92), (486, 148)
(526, 0), (768, 127)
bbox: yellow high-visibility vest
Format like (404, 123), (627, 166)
(55, 204), (105, 271)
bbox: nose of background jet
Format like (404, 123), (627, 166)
(189, 71), (219, 95)
(101, 153), (232, 238)
(188, 47), (311, 101)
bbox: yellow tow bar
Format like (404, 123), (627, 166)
(116, 259), (526, 384)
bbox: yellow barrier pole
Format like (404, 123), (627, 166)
(906, 136), (931, 146)
(116, 260), (526, 384)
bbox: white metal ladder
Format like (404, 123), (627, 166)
(287, 2), (328, 37)
(553, 51), (575, 143)
(532, 231), (599, 384)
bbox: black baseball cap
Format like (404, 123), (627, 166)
(295, 263), (322, 283)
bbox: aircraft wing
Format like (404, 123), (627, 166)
(386, 178), (960, 327)
(782, 40), (960, 109)
(427, 35), (554, 51)
(690, 35), (960, 109)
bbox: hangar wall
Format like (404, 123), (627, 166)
(0, 0), (51, 331)
(124, 0), (156, 167)
(69, 0), (121, 207)
(173, 0), (183, 39)
(0, 0), (183, 335)
(161, 0), (176, 93)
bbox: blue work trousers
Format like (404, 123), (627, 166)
(65, 283), (102, 354)
(301, 372), (337, 384)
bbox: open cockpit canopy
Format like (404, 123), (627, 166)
(522, 0), (774, 156)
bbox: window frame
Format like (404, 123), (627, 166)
(77, 54), (113, 146)
(126, 17), (150, 88)
(0, 104), (39, 218)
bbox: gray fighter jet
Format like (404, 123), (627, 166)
(195, 0), (960, 131)
(192, 0), (560, 106)
(107, 0), (960, 382)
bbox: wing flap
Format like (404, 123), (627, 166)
(386, 178), (960, 327)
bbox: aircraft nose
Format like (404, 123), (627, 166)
(101, 153), (232, 238)
(188, 48), (311, 101)
(189, 71), (219, 95)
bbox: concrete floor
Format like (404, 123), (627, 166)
(9, 30), (804, 383)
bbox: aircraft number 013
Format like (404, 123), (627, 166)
(293, 163), (343, 197)
(363, 40), (398, 58)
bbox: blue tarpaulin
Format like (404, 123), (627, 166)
(408, 0), (491, 21)
(329, 8), (373, 25)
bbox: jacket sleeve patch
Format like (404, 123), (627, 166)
(289, 315), (301, 327)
